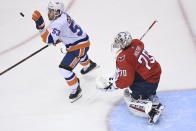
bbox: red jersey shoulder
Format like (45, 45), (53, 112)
(116, 39), (142, 72)
(131, 39), (144, 57)
(117, 39), (144, 60)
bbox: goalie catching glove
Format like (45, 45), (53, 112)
(32, 10), (45, 30)
(96, 76), (118, 92)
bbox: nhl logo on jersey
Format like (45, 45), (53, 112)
(117, 55), (125, 61)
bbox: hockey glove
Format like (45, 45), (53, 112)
(32, 10), (45, 30)
(101, 83), (118, 92)
(96, 76), (118, 92)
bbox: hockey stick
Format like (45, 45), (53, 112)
(0, 45), (49, 76)
(140, 20), (158, 40)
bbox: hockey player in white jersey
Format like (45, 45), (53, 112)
(32, 0), (97, 102)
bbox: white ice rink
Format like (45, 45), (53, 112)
(0, 0), (196, 131)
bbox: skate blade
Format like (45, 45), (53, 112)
(70, 93), (82, 103)
(149, 105), (165, 124)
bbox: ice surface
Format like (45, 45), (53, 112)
(109, 90), (196, 131)
(0, 0), (196, 131)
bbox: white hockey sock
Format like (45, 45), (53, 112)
(59, 68), (79, 93)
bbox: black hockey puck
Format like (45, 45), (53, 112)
(20, 12), (24, 17)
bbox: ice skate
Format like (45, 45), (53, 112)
(81, 60), (97, 74)
(69, 86), (82, 103)
(148, 103), (164, 124)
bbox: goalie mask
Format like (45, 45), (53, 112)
(112, 31), (132, 51)
(48, 0), (64, 20)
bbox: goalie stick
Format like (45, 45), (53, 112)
(140, 20), (158, 40)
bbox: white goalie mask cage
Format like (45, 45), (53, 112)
(111, 31), (132, 52)
(48, 0), (65, 19)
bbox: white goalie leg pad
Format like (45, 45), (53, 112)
(123, 89), (153, 118)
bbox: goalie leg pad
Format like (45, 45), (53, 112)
(124, 89), (164, 124)
(123, 89), (153, 118)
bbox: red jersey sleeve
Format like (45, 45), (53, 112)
(115, 51), (135, 89)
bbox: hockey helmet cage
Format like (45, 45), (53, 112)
(112, 31), (132, 49)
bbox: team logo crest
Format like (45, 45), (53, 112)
(117, 55), (125, 61)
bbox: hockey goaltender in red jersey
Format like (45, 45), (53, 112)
(97, 31), (164, 124)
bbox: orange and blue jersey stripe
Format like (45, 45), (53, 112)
(66, 35), (90, 52)
(41, 29), (55, 43)
(80, 55), (90, 66)
(41, 30), (89, 52)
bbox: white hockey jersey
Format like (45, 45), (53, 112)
(41, 12), (90, 52)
